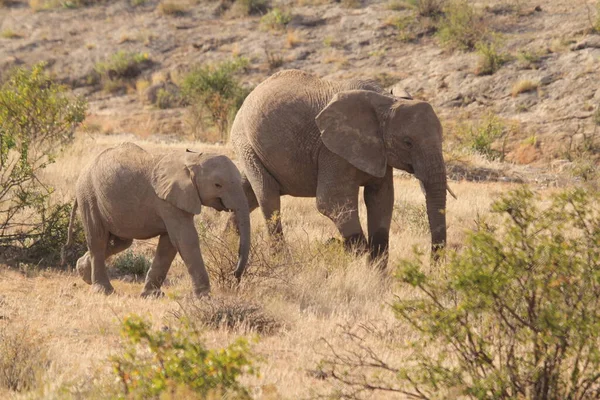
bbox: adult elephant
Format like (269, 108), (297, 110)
(229, 69), (447, 266)
(62, 142), (250, 297)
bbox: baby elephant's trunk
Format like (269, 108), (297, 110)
(231, 192), (251, 282)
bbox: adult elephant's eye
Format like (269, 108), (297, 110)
(215, 183), (222, 188)
(403, 138), (413, 148)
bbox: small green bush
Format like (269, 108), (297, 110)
(260, 7), (292, 31)
(404, 0), (445, 17)
(456, 112), (506, 160)
(0, 63), (86, 258)
(517, 49), (543, 69)
(94, 51), (151, 93)
(112, 250), (151, 277)
(475, 41), (508, 75)
(110, 315), (256, 399)
(225, 0), (270, 17)
(437, 0), (487, 50)
(181, 58), (251, 141)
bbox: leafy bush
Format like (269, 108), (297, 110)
(0, 323), (49, 392)
(0, 63), (86, 260)
(110, 315), (256, 399)
(158, 1), (187, 16)
(181, 58), (251, 141)
(475, 40), (508, 75)
(394, 188), (600, 399)
(112, 250), (151, 278)
(437, 0), (487, 50)
(517, 49), (543, 70)
(260, 7), (292, 30)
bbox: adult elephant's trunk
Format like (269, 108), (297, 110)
(417, 155), (447, 259)
(224, 189), (251, 281)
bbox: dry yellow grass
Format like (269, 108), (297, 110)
(511, 79), (539, 97)
(1, 133), (539, 398)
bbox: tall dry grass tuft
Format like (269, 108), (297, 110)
(0, 322), (49, 393)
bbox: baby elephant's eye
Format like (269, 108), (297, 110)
(403, 138), (413, 148)
(215, 183), (222, 188)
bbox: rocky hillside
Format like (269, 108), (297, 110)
(1, 0), (599, 169)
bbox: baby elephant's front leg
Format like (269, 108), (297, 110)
(165, 218), (211, 297)
(141, 234), (178, 298)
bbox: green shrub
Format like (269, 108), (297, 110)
(456, 112), (506, 160)
(0, 63), (86, 258)
(394, 188), (600, 399)
(112, 250), (151, 277)
(475, 40), (508, 75)
(94, 51), (151, 93)
(404, 0), (445, 17)
(517, 49), (543, 69)
(181, 58), (251, 141)
(437, 0), (487, 50)
(225, 0), (270, 17)
(260, 7), (292, 31)
(110, 315), (256, 399)
(0, 324), (49, 392)
(158, 1), (187, 16)
(320, 188), (600, 399)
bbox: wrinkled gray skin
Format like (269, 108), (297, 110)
(228, 70), (446, 266)
(64, 143), (250, 297)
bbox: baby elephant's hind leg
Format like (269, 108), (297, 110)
(76, 235), (133, 285)
(141, 234), (177, 298)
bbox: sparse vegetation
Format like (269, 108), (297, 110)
(181, 57), (250, 141)
(594, 106), (600, 126)
(260, 7), (292, 31)
(225, 0), (270, 17)
(265, 47), (284, 70)
(110, 314), (256, 399)
(511, 79), (539, 96)
(158, 1), (187, 16)
(404, 0), (445, 18)
(94, 51), (151, 93)
(475, 40), (508, 75)
(517, 49), (544, 69)
(455, 112), (507, 160)
(437, 0), (488, 50)
(0, 29), (22, 39)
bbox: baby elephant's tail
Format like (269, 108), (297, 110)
(61, 198), (78, 269)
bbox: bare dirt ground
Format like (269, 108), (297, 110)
(1, 0), (599, 398)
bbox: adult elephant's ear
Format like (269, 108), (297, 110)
(315, 90), (393, 178)
(151, 153), (203, 215)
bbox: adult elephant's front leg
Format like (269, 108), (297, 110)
(364, 168), (394, 269)
(141, 234), (177, 298)
(316, 176), (367, 254)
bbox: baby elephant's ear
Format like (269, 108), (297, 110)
(151, 153), (202, 215)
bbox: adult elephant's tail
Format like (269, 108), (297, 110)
(60, 198), (78, 269)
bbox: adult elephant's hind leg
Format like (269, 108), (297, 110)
(141, 234), (177, 298)
(243, 152), (284, 244)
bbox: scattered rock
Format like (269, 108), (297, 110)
(570, 36), (600, 50)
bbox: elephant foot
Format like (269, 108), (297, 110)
(91, 283), (115, 295)
(193, 287), (211, 299)
(343, 233), (368, 256)
(76, 255), (92, 285)
(140, 289), (165, 299)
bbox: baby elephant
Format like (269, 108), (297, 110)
(63, 142), (250, 298)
